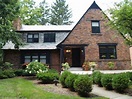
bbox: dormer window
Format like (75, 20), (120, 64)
(44, 33), (55, 42)
(91, 21), (100, 33)
(27, 33), (39, 43)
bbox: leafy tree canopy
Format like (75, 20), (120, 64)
(0, 0), (22, 47)
(19, 0), (43, 25)
(109, 0), (132, 46)
(50, 0), (73, 25)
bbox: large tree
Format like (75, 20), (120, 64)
(109, 0), (132, 46)
(50, 0), (73, 25)
(19, 0), (42, 25)
(0, 0), (22, 47)
(39, 0), (50, 25)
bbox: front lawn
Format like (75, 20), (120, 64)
(0, 78), (107, 99)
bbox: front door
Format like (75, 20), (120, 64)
(72, 48), (80, 67)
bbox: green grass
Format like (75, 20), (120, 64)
(0, 78), (108, 99)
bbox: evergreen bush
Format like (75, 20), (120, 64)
(60, 71), (71, 88)
(101, 74), (114, 90)
(74, 75), (93, 97)
(94, 71), (103, 87)
(65, 73), (78, 91)
(112, 73), (129, 92)
(36, 69), (59, 84)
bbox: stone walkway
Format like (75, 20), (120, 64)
(91, 85), (132, 99)
(69, 69), (132, 99)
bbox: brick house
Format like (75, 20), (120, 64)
(3, 1), (131, 71)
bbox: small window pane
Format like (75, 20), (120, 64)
(92, 22), (99, 26)
(34, 34), (38, 38)
(28, 35), (33, 38)
(32, 56), (38, 61)
(24, 56), (31, 63)
(40, 59), (46, 63)
(40, 56), (46, 58)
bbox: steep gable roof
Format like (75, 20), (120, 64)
(88, 1), (101, 10)
(58, 1), (102, 46)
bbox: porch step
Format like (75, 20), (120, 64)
(68, 67), (83, 71)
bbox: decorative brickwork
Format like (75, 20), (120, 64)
(62, 8), (131, 69)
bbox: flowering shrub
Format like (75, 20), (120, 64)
(25, 60), (48, 76)
(62, 62), (70, 70)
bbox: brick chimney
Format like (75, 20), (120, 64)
(13, 18), (21, 30)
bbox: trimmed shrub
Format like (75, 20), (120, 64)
(0, 69), (15, 79)
(91, 71), (100, 84)
(14, 69), (24, 76)
(60, 71), (71, 88)
(25, 61), (48, 76)
(101, 74), (114, 90)
(65, 73), (78, 91)
(36, 69), (59, 84)
(112, 73), (129, 93)
(94, 71), (103, 87)
(74, 75), (93, 97)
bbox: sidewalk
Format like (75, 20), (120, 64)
(91, 85), (132, 99)
(70, 70), (132, 75)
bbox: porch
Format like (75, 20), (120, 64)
(58, 44), (88, 68)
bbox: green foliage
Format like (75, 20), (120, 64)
(112, 73), (129, 92)
(65, 73), (78, 91)
(126, 72), (132, 81)
(37, 71), (59, 84)
(0, 61), (13, 70)
(19, 0), (43, 25)
(107, 62), (115, 70)
(109, 0), (132, 45)
(60, 71), (71, 88)
(39, 0), (50, 25)
(25, 61), (48, 76)
(94, 71), (103, 87)
(50, 0), (73, 25)
(14, 69), (24, 76)
(101, 74), (114, 90)
(62, 62), (70, 70)
(74, 75), (93, 97)
(0, 69), (15, 79)
(0, 0), (22, 47)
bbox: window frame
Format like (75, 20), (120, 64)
(44, 33), (55, 43)
(91, 21), (100, 33)
(22, 52), (50, 64)
(27, 33), (39, 43)
(98, 43), (117, 59)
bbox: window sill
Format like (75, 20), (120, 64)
(91, 33), (102, 36)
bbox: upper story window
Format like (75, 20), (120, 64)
(91, 21), (100, 33)
(98, 44), (117, 59)
(44, 33), (55, 42)
(27, 33), (39, 43)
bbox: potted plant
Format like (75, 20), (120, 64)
(107, 62), (115, 70)
(82, 62), (89, 71)
(62, 62), (70, 71)
(89, 62), (97, 72)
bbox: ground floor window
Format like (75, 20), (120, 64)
(98, 43), (117, 59)
(21, 51), (49, 64)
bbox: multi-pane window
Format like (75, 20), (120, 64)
(91, 21), (100, 33)
(99, 44), (117, 59)
(24, 54), (47, 64)
(27, 34), (39, 43)
(44, 33), (55, 42)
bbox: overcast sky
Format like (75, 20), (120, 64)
(34, 0), (123, 24)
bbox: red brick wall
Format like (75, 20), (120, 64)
(3, 50), (21, 69)
(62, 9), (131, 70)
(50, 50), (60, 72)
